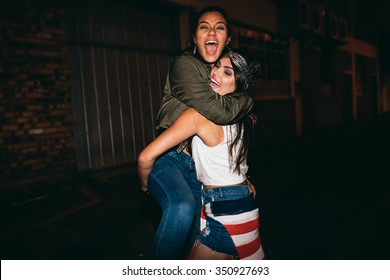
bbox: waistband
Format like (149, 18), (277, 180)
(202, 184), (251, 196)
(203, 180), (247, 189)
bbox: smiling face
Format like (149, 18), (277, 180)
(210, 56), (236, 96)
(193, 11), (231, 63)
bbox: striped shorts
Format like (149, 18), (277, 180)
(199, 185), (265, 260)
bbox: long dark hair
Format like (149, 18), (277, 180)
(225, 50), (261, 174)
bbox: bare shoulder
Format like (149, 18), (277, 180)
(179, 108), (222, 146)
(182, 108), (208, 124)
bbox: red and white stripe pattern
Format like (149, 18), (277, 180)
(200, 203), (265, 260)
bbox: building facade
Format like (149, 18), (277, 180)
(0, 0), (388, 195)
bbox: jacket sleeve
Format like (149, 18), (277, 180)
(169, 55), (253, 125)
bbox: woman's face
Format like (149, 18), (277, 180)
(210, 57), (236, 96)
(194, 11), (231, 63)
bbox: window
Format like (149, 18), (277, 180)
(232, 25), (290, 98)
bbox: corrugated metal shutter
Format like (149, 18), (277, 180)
(67, 0), (180, 171)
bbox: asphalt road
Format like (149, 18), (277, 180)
(2, 113), (390, 260)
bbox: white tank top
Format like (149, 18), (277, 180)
(191, 124), (248, 186)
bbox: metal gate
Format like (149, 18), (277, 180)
(67, 0), (180, 171)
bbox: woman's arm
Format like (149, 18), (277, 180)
(169, 55), (253, 125)
(138, 108), (203, 191)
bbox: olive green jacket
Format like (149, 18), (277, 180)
(155, 53), (253, 151)
(156, 53), (253, 128)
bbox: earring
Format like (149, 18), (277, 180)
(193, 45), (197, 54)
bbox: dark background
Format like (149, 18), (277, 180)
(1, 0), (390, 260)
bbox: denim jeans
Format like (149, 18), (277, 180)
(148, 149), (202, 259)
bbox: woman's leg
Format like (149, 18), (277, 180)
(183, 157), (202, 254)
(148, 151), (196, 259)
(187, 239), (232, 260)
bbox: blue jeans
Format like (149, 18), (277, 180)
(148, 149), (202, 259)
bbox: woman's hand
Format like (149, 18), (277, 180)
(140, 180), (148, 193)
(246, 176), (256, 198)
(137, 167), (149, 193)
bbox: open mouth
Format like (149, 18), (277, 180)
(205, 40), (218, 55)
(210, 76), (220, 89)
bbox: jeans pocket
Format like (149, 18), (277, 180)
(210, 194), (258, 216)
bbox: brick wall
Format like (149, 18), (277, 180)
(0, 0), (77, 195)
